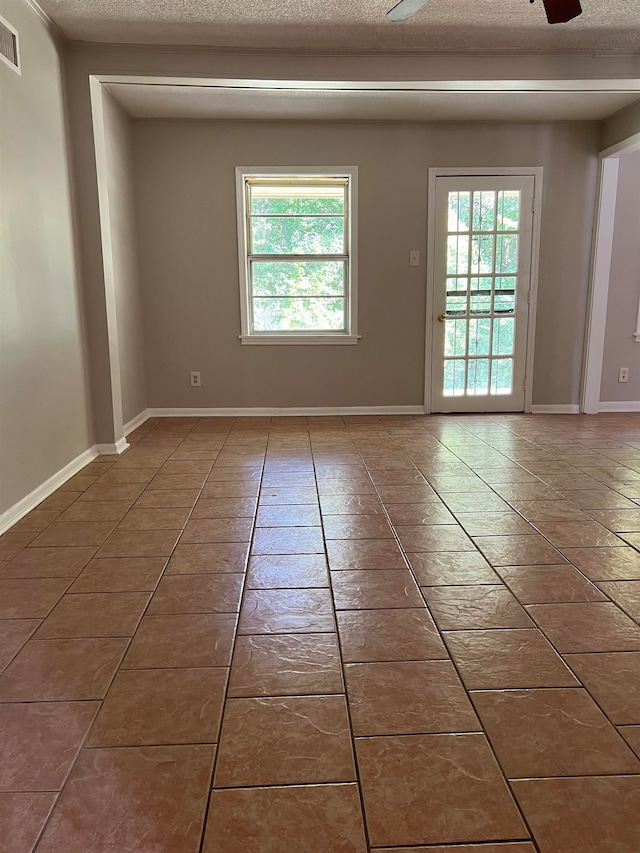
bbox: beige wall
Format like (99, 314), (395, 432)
(101, 91), (148, 425)
(602, 100), (640, 151)
(0, 0), (93, 517)
(132, 119), (598, 409)
(600, 149), (640, 404)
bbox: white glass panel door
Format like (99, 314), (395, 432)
(431, 176), (535, 413)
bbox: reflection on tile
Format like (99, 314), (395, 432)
(512, 776), (640, 853)
(472, 688), (640, 778)
(0, 638), (128, 701)
(87, 667), (227, 746)
(251, 527), (324, 555)
(203, 784), (368, 853)
(425, 585), (533, 630)
(247, 554), (329, 588)
(0, 547), (95, 578)
(229, 633), (343, 697)
(496, 564), (606, 604)
(336, 608), (447, 662)
(123, 613), (237, 669)
(35, 592), (150, 638)
(148, 574), (243, 614)
(356, 733), (526, 847)
(166, 543), (249, 574)
(407, 551), (498, 586)
(526, 602), (640, 652)
(36, 745), (215, 853)
(0, 701), (98, 791)
(0, 620), (40, 672)
(239, 588), (335, 634)
(473, 535), (564, 567)
(561, 546), (640, 581)
(345, 660), (479, 736)
(563, 652), (640, 724)
(0, 792), (57, 853)
(332, 570), (423, 610)
(445, 629), (579, 690)
(326, 539), (406, 570)
(215, 696), (355, 787)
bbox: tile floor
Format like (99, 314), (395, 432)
(1, 413), (640, 852)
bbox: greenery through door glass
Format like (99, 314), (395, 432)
(247, 183), (349, 333)
(442, 189), (520, 396)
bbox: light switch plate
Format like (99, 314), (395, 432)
(409, 250), (420, 267)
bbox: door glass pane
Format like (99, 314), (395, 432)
(448, 192), (471, 232)
(446, 295), (467, 314)
(447, 235), (469, 274)
(472, 191), (496, 232)
(467, 359), (490, 395)
(471, 235), (494, 274)
(444, 360), (466, 396)
(494, 292), (516, 314)
(493, 318), (515, 355)
(497, 191), (520, 231)
(468, 318), (491, 356)
(496, 234), (519, 274)
(490, 359), (514, 395)
(448, 276), (468, 292)
(470, 292), (492, 314)
(445, 319), (467, 357)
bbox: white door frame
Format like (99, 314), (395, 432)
(581, 131), (640, 414)
(424, 167), (543, 414)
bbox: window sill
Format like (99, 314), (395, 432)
(239, 334), (360, 346)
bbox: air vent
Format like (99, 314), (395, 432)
(0, 15), (20, 74)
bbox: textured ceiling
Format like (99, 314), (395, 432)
(107, 83), (640, 122)
(39, 0), (640, 52)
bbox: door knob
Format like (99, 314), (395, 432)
(437, 313), (446, 322)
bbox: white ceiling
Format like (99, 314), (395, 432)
(39, 0), (640, 53)
(107, 83), (640, 123)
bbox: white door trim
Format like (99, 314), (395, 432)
(424, 167), (543, 414)
(581, 132), (640, 414)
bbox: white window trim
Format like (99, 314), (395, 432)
(235, 166), (359, 345)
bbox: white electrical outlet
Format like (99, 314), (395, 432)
(190, 371), (201, 387)
(618, 367), (630, 383)
(409, 250), (420, 267)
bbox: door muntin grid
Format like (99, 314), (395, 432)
(443, 189), (521, 397)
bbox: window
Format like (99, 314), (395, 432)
(235, 167), (358, 344)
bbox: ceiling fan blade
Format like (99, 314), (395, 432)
(386, 0), (430, 22)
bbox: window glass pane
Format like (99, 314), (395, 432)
(494, 292), (516, 314)
(253, 297), (345, 332)
(447, 235), (469, 275)
(472, 191), (496, 232)
(497, 191), (520, 231)
(251, 216), (344, 254)
(490, 359), (514, 395)
(448, 191), (471, 232)
(252, 261), (344, 297)
(470, 292), (492, 314)
(447, 277), (468, 292)
(493, 318), (515, 355)
(467, 359), (489, 395)
(443, 359), (466, 396)
(446, 295), (467, 315)
(468, 318), (491, 356)
(471, 235), (494, 274)
(444, 319), (467, 357)
(496, 234), (519, 274)
(250, 186), (344, 216)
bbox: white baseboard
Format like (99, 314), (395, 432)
(96, 437), (130, 455)
(598, 401), (640, 412)
(0, 446), (99, 536)
(147, 406), (425, 417)
(531, 404), (581, 414)
(123, 409), (151, 436)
